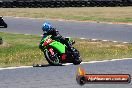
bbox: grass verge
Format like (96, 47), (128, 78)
(0, 32), (132, 67)
(0, 7), (132, 22)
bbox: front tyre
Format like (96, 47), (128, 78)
(72, 48), (82, 65)
(4, 23), (7, 28)
(44, 50), (62, 66)
(73, 59), (82, 65)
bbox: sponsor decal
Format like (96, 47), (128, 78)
(76, 67), (131, 85)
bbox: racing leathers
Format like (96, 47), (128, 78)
(39, 28), (73, 52)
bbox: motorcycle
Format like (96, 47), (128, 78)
(0, 16), (7, 28)
(39, 35), (82, 65)
(0, 16), (7, 45)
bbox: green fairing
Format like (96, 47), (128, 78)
(40, 35), (52, 44)
(41, 35), (66, 54)
(49, 41), (66, 54)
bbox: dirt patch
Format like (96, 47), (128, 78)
(0, 42), (10, 48)
(114, 44), (128, 49)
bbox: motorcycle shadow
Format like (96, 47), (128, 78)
(33, 64), (66, 67)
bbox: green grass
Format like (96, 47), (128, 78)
(0, 7), (132, 22)
(0, 33), (44, 67)
(0, 32), (132, 67)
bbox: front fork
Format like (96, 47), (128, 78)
(48, 48), (67, 62)
(48, 48), (54, 55)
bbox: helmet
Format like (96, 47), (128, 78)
(42, 22), (52, 32)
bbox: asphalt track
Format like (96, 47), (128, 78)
(0, 59), (132, 88)
(0, 17), (132, 88)
(0, 17), (132, 42)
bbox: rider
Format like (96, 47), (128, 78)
(39, 22), (75, 60)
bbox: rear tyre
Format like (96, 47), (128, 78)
(44, 49), (62, 66)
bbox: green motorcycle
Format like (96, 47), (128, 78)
(39, 35), (82, 65)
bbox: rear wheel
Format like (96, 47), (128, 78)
(44, 49), (62, 66)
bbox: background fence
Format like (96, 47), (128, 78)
(0, 0), (132, 7)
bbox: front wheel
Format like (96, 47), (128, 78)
(4, 24), (7, 28)
(44, 49), (62, 66)
(72, 48), (82, 65)
(73, 58), (82, 65)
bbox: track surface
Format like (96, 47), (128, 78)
(0, 17), (132, 88)
(0, 59), (132, 88)
(1, 17), (132, 42)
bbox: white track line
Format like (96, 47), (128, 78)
(91, 39), (97, 41)
(63, 58), (132, 66)
(80, 38), (86, 40)
(113, 41), (118, 43)
(0, 66), (32, 71)
(0, 58), (132, 70)
(123, 42), (128, 44)
(102, 40), (108, 42)
(81, 58), (132, 64)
